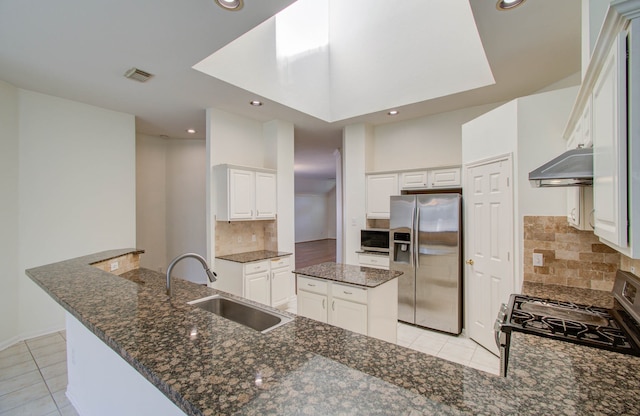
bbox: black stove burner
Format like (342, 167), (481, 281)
(502, 294), (640, 356)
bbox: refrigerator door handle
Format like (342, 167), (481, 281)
(414, 206), (419, 269)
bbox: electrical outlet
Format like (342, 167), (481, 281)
(251, 234), (256, 242)
(110, 261), (119, 271)
(532, 253), (544, 267)
(631, 266), (637, 274)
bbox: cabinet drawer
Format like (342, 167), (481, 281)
(332, 282), (368, 304)
(297, 275), (328, 295)
(359, 254), (389, 269)
(244, 260), (269, 275)
(270, 256), (290, 270)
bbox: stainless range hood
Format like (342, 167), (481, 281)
(528, 147), (593, 187)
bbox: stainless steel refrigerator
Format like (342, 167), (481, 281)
(390, 193), (462, 334)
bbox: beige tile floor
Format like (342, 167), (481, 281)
(0, 331), (78, 416)
(0, 311), (498, 416)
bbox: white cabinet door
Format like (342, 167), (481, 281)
(229, 169), (255, 220)
(428, 167), (461, 188)
(255, 172), (277, 219)
(592, 32), (627, 248)
(270, 267), (291, 308)
(297, 290), (327, 323)
(245, 271), (270, 305)
(400, 171), (427, 189)
(330, 298), (367, 335)
(366, 173), (398, 219)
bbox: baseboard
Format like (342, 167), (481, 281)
(0, 335), (21, 352)
(0, 325), (66, 352)
(295, 238), (337, 243)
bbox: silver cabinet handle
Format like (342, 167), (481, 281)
(322, 299), (325, 309)
(332, 301), (335, 311)
(257, 210), (260, 216)
(308, 283), (316, 287)
(343, 291), (352, 295)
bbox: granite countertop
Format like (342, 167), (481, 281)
(26, 249), (640, 415)
(522, 281), (615, 308)
(292, 262), (402, 288)
(216, 250), (292, 263)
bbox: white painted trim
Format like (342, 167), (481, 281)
(0, 326), (65, 352)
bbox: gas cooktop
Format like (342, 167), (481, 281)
(494, 270), (640, 376)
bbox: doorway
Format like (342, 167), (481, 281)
(464, 155), (514, 355)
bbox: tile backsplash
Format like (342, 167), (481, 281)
(523, 216), (620, 291)
(215, 220), (277, 256)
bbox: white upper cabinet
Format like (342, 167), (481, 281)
(228, 169), (254, 220)
(563, 5), (640, 258)
(428, 167), (461, 188)
(400, 171), (427, 189)
(592, 31), (627, 248)
(214, 164), (277, 221)
(366, 173), (398, 219)
(255, 171), (277, 219)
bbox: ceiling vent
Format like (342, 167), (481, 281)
(124, 67), (153, 82)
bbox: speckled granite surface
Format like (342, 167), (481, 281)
(216, 250), (292, 263)
(26, 249), (640, 415)
(522, 281), (615, 308)
(293, 262), (402, 288)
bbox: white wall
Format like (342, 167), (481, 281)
(136, 135), (208, 283)
(0, 81), (20, 346)
(462, 86), (579, 292)
(370, 103), (501, 172)
(264, 120), (296, 257)
(165, 139), (207, 283)
(206, 109), (295, 264)
(294, 183), (336, 243)
(342, 124), (369, 264)
(10, 88), (136, 345)
(136, 134), (167, 273)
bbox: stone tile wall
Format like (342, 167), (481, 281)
(523, 216), (620, 291)
(92, 253), (141, 275)
(215, 220), (277, 256)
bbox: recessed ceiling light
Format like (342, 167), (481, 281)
(186, 129), (197, 134)
(215, 0), (243, 11)
(387, 110), (399, 116)
(496, 0), (526, 11)
(250, 100), (263, 106)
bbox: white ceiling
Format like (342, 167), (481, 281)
(195, 0), (495, 123)
(0, 0), (581, 181)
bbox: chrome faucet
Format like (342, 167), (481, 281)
(166, 253), (217, 296)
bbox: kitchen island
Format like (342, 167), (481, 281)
(293, 262), (401, 342)
(26, 249), (640, 415)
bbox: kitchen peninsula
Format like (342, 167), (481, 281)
(26, 249), (640, 415)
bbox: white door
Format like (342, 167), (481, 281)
(465, 156), (513, 355)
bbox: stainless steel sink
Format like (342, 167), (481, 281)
(188, 294), (292, 333)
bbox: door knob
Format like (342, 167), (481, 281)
(466, 259), (474, 266)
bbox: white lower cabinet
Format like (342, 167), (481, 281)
(214, 256), (293, 308)
(297, 289), (328, 323)
(296, 275), (397, 343)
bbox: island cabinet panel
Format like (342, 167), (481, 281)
(296, 275), (397, 343)
(214, 256), (293, 308)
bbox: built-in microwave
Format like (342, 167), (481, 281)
(360, 229), (390, 253)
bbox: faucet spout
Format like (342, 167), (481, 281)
(166, 253), (217, 296)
